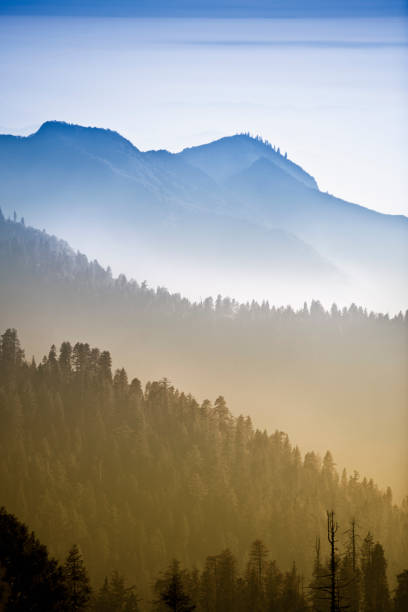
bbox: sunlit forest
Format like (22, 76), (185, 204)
(0, 328), (407, 609)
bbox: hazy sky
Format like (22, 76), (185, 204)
(1, 14), (407, 215)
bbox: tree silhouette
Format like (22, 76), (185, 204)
(155, 560), (195, 611)
(63, 544), (91, 611)
(327, 511), (339, 612)
(393, 570), (408, 612)
(361, 535), (390, 612)
(0, 507), (67, 610)
(245, 540), (269, 611)
(92, 571), (140, 611)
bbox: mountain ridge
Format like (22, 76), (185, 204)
(0, 120), (406, 312)
(3, 120), (407, 221)
(3, 120), (407, 220)
(178, 132), (319, 189)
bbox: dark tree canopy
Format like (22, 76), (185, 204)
(0, 507), (68, 611)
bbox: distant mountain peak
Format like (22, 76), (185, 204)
(178, 132), (318, 189)
(32, 120), (139, 153)
(36, 120), (74, 132)
(216, 131), (284, 150)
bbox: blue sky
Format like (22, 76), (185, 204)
(1, 10), (407, 216)
(1, 1), (407, 17)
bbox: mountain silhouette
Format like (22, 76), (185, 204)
(178, 133), (318, 187)
(0, 121), (406, 310)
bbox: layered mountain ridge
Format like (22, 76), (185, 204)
(0, 121), (406, 311)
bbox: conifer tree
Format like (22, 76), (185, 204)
(361, 534), (390, 612)
(214, 549), (238, 612)
(393, 570), (408, 612)
(245, 540), (269, 611)
(93, 577), (111, 612)
(92, 572), (140, 612)
(155, 560), (195, 611)
(64, 544), (91, 611)
(199, 556), (217, 611)
(280, 562), (307, 612)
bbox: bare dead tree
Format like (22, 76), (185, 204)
(327, 510), (339, 612)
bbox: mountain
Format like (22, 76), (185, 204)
(178, 133), (318, 188)
(1, 329), (406, 601)
(0, 121), (406, 311)
(1, 215), (407, 500)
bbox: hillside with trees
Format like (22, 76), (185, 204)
(0, 328), (407, 605)
(0, 214), (407, 498)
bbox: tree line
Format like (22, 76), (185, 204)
(1, 211), (406, 324)
(1, 506), (407, 611)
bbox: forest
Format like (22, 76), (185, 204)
(1, 213), (407, 498)
(0, 328), (407, 610)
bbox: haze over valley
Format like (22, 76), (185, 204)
(1, 211), (407, 500)
(1, 121), (407, 313)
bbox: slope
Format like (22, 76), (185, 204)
(0, 329), (406, 602)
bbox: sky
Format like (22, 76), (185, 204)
(0, 12), (407, 215)
(1, 1), (407, 18)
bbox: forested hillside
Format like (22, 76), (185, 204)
(1, 214), (407, 497)
(0, 328), (407, 603)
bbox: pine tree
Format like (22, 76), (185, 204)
(92, 572), (140, 612)
(361, 535), (390, 612)
(394, 570), (408, 612)
(215, 549), (238, 612)
(245, 540), (269, 611)
(264, 559), (283, 611)
(0, 328), (24, 380)
(93, 577), (111, 612)
(199, 556), (217, 611)
(63, 544), (91, 610)
(155, 560), (195, 611)
(280, 562), (307, 612)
